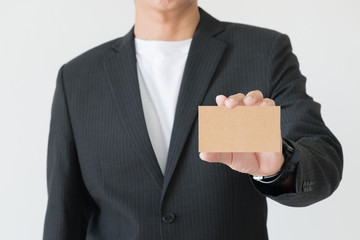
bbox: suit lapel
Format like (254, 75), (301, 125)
(102, 7), (228, 196)
(161, 7), (228, 200)
(103, 28), (163, 190)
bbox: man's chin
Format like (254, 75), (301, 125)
(147, 0), (197, 13)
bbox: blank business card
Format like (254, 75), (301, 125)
(198, 106), (281, 152)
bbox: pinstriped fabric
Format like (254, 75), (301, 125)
(43, 6), (342, 240)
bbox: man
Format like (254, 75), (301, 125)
(43, 1), (343, 239)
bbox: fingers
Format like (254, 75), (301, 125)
(259, 98), (275, 106)
(215, 95), (227, 106)
(231, 152), (259, 174)
(225, 93), (246, 108)
(199, 152), (233, 166)
(199, 152), (260, 174)
(215, 93), (246, 109)
(243, 90), (263, 105)
(199, 151), (283, 176)
(216, 91), (275, 108)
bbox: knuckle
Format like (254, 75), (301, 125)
(248, 90), (263, 98)
(230, 93), (245, 100)
(227, 153), (235, 168)
(263, 98), (275, 105)
(255, 90), (264, 99)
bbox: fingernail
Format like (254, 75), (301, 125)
(199, 152), (204, 160)
(225, 98), (235, 106)
(245, 95), (254, 104)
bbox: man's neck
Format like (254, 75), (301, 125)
(134, 2), (200, 41)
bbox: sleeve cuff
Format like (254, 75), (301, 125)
(250, 138), (301, 196)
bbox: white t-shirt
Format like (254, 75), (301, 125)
(134, 37), (192, 175)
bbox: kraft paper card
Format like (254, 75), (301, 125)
(198, 106), (281, 152)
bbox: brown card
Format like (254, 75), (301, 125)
(198, 106), (281, 152)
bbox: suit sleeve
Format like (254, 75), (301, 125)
(251, 33), (343, 207)
(43, 65), (96, 239)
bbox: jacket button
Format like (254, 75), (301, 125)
(162, 212), (176, 224)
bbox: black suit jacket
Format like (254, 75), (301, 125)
(43, 7), (343, 240)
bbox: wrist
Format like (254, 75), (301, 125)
(252, 138), (295, 185)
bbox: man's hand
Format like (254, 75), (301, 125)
(199, 90), (285, 177)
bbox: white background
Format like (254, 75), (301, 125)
(0, 0), (359, 239)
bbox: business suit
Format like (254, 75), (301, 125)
(43, 6), (343, 240)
